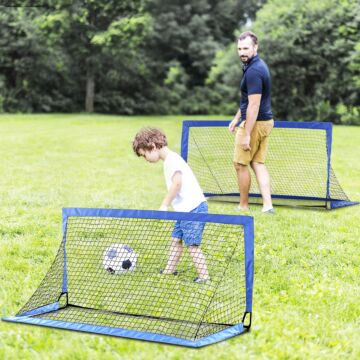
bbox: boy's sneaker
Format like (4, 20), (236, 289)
(193, 277), (210, 284)
(160, 269), (178, 275)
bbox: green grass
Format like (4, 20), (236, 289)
(1, 114), (359, 359)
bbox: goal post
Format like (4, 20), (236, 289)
(181, 120), (358, 209)
(3, 208), (254, 348)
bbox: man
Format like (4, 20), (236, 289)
(228, 31), (274, 213)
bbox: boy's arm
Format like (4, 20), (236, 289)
(159, 171), (182, 210)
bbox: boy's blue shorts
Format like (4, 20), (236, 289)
(171, 201), (208, 247)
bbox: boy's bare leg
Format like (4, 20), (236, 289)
(234, 163), (251, 209)
(163, 237), (183, 274)
(188, 246), (210, 279)
(251, 161), (273, 211)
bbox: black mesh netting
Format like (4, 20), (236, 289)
(17, 215), (246, 341)
(186, 125), (351, 208)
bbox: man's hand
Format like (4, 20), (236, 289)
(159, 204), (168, 211)
(229, 109), (241, 133)
(229, 118), (240, 133)
(241, 133), (251, 151)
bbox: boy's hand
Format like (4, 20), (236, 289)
(160, 172), (182, 212)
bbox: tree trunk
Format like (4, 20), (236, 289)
(85, 61), (95, 113)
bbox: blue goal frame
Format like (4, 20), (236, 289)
(3, 208), (254, 348)
(181, 120), (358, 209)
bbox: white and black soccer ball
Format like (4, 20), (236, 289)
(103, 243), (139, 274)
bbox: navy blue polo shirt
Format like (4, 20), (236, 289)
(240, 55), (273, 121)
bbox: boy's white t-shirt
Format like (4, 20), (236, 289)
(163, 151), (206, 212)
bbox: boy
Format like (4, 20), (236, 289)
(132, 127), (210, 283)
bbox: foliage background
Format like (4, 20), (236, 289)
(0, 0), (358, 123)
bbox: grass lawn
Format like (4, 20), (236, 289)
(1, 114), (359, 359)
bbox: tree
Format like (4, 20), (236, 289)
(0, 6), (66, 112)
(206, 0), (360, 123)
(253, 0), (360, 123)
(40, 0), (149, 112)
(147, 0), (265, 86)
(0, 0), (268, 114)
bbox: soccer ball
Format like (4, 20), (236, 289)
(103, 243), (139, 274)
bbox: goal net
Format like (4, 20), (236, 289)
(3, 208), (254, 348)
(181, 120), (357, 209)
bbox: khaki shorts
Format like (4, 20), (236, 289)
(233, 119), (274, 165)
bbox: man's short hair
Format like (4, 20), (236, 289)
(132, 127), (168, 156)
(238, 31), (258, 45)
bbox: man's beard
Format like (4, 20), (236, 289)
(240, 56), (251, 64)
(240, 55), (252, 64)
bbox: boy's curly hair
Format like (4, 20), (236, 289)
(132, 127), (168, 156)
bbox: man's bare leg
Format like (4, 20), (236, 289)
(234, 162), (251, 209)
(251, 161), (273, 211)
(163, 237), (183, 274)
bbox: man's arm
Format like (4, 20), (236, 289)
(229, 109), (241, 133)
(159, 171), (182, 210)
(241, 94), (261, 151)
